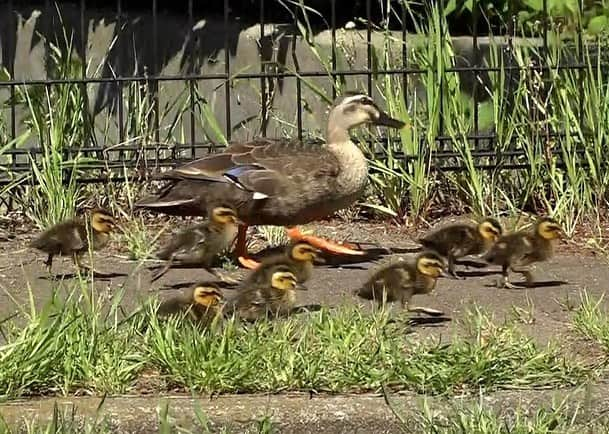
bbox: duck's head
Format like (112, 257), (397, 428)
(192, 285), (224, 308)
(90, 208), (116, 233)
(289, 242), (324, 263)
(270, 266), (307, 291)
(416, 251), (447, 279)
(327, 93), (406, 142)
(536, 217), (564, 240)
(210, 206), (242, 226)
(478, 217), (503, 242)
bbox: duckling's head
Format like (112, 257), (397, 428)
(192, 285), (224, 308)
(536, 218), (564, 240)
(210, 206), (242, 226)
(270, 266), (307, 291)
(290, 242), (323, 263)
(327, 93), (406, 141)
(90, 209), (116, 233)
(478, 218), (503, 242)
(416, 252), (446, 278)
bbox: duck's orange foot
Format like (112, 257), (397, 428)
(238, 256), (261, 270)
(286, 227), (365, 256)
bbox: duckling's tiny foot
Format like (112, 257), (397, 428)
(408, 306), (445, 317)
(216, 273), (239, 284)
(238, 256), (260, 269)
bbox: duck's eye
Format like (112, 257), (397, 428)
(360, 97), (372, 105)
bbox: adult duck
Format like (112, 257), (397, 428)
(135, 92), (406, 268)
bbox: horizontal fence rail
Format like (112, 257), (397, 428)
(0, 0), (606, 198)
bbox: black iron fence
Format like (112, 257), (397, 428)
(0, 0), (605, 188)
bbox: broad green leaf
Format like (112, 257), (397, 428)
(587, 15), (609, 34)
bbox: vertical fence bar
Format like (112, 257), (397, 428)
(577, 0), (584, 131)
(224, 0), (232, 142)
(542, 0), (549, 143)
(292, 6), (302, 141)
(188, 0), (196, 158)
(331, 0), (337, 99)
(80, 0), (91, 151)
(259, 0), (267, 136)
(7, 0), (16, 142)
(7, 0), (16, 211)
(401, 1), (408, 105)
(472, 0), (479, 150)
(116, 0), (125, 149)
(366, 0), (372, 95)
(152, 0), (160, 144)
(438, 0), (444, 144)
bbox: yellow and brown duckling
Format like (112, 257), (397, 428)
(244, 241), (323, 285)
(483, 216), (564, 289)
(29, 208), (116, 274)
(418, 217), (503, 279)
(226, 264), (307, 321)
(157, 284), (224, 327)
(150, 206), (241, 282)
(355, 251), (447, 316)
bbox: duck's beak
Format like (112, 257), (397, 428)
(295, 282), (308, 291)
(373, 110), (407, 129)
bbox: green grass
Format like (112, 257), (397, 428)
(0, 400), (274, 434)
(406, 395), (602, 433)
(573, 292), (609, 353)
(0, 285), (590, 401)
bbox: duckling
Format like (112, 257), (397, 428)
(418, 217), (503, 279)
(29, 208), (116, 274)
(244, 241), (323, 285)
(355, 251), (447, 316)
(150, 206), (241, 282)
(157, 284), (224, 327)
(483, 217), (564, 289)
(226, 265), (307, 321)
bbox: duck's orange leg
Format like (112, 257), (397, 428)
(236, 224), (261, 269)
(286, 227), (365, 256)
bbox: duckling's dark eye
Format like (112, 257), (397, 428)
(360, 97), (372, 105)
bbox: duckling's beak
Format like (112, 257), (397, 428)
(294, 282), (308, 291)
(439, 269), (450, 278)
(314, 255), (326, 264)
(373, 110), (407, 129)
(234, 217), (245, 226)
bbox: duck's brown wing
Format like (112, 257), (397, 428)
(151, 138), (340, 200)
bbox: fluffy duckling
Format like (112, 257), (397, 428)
(157, 284), (224, 327)
(244, 241), (323, 285)
(418, 217), (503, 279)
(226, 265), (307, 321)
(356, 251), (446, 316)
(483, 217), (564, 289)
(151, 206), (241, 282)
(29, 208), (116, 274)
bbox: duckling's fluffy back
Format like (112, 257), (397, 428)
(29, 219), (87, 255)
(418, 223), (482, 257)
(356, 258), (414, 303)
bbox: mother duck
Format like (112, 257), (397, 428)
(135, 93), (406, 268)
